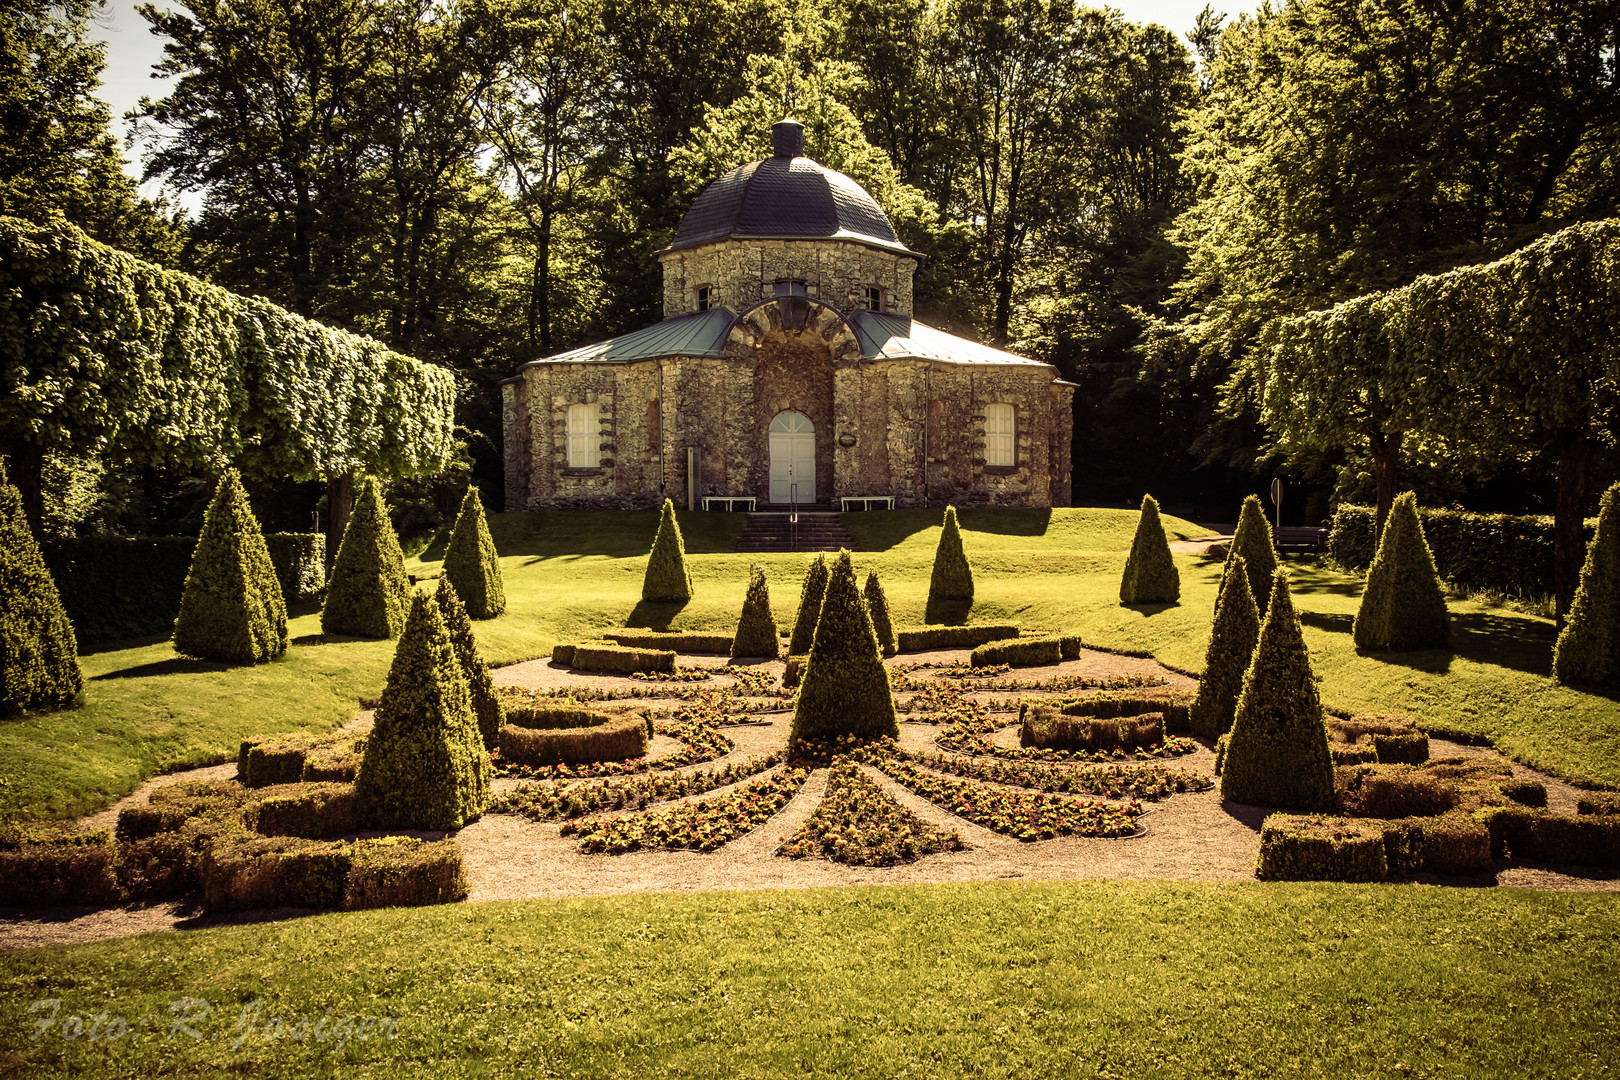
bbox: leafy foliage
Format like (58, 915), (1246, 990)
(355, 593), (491, 830)
(173, 470), (289, 665)
(434, 577), (505, 748)
(927, 505), (974, 604)
(792, 550), (898, 742)
(778, 757), (963, 865)
(1119, 493), (1179, 604)
(731, 563), (780, 658)
(562, 767), (808, 853)
(1554, 482), (1620, 686)
(863, 570), (897, 657)
(441, 487), (505, 619)
(1189, 555), (1260, 739)
(642, 499), (692, 602)
(321, 479), (411, 639)
(787, 555), (829, 656)
(0, 470), (82, 714)
(1220, 569), (1333, 810)
(1353, 492), (1450, 651)
(1224, 496), (1278, 615)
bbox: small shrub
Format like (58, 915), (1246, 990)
(355, 592), (491, 831)
(0, 826), (119, 905)
(788, 555), (829, 655)
(441, 485), (505, 618)
(926, 505), (974, 610)
(642, 498), (692, 602)
(571, 643), (676, 674)
(604, 630), (735, 654)
(321, 477), (411, 639)
(343, 836), (468, 910)
(971, 637), (1061, 668)
(864, 571), (898, 658)
(730, 563), (781, 658)
(1225, 495), (1279, 615)
(1579, 793), (1620, 815)
(1554, 481), (1620, 686)
(498, 713), (648, 766)
(1189, 554), (1260, 739)
(1214, 732), (1230, 775)
(792, 550), (898, 742)
(783, 654), (808, 688)
(895, 624), (1020, 651)
(1220, 569), (1334, 810)
(173, 469), (289, 664)
(1021, 708), (1164, 752)
(435, 578), (505, 749)
(1119, 494), (1180, 604)
(1256, 815), (1387, 882)
(1353, 492), (1450, 651)
(242, 783), (363, 838)
(0, 467), (83, 714)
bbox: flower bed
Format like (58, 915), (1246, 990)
(778, 759), (964, 866)
(891, 748), (1213, 801)
(490, 753), (786, 822)
(630, 666), (715, 683)
(562, 768), (810, 853)
(869, 756), (1142, 841)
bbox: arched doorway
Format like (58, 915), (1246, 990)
(769, 411), (816, 505)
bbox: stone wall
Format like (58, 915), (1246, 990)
(659, 238), (916, 320)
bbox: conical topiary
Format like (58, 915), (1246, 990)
(731, 563), (780, 658)
(1189, 554), (1260, 739)
(927, 505), (974, 604)
(356, 591), (491, 830)
(1220, 568), (1333, 810)
(1119, 493), (1180, 605)
(788, 554), (829, 655)
(1554, 482), (1620, 686)
(435, 576), (505, 749)
(1223, 495), (1279, 615)
(642, 498), (692, 602)
(0, 465), (82, 715)
(173, 469), (289, 664)
(322, 477), (411, 638)
(791, 549), (898, 742)
(864, 570), (897, 657)
(1353, 491), (1449, 651)
(442, 485), (505, 619)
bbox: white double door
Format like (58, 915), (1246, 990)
(768, 411), (816, 505)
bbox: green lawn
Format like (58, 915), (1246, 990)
(2, 881), (1617, 1078)
(4, 506), (1617, 825)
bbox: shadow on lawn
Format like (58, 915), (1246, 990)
(625, 599), (691, 630)
(1297, 608), (1555, 677)
(91, 657), (228, 680)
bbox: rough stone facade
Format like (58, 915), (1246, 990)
(660, 239), (915, 319)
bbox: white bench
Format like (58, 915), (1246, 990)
(701, 496), (757, 511)
(840, 496), (895, 511)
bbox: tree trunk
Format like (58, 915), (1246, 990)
(4, 439), (45, 539)
(1368, 430), (1403, 542)
(325, 472), (354, 574)
(1553, 435), (1593, 630)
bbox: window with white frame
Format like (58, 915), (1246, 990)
(985, 403), (1015, 466)
(567, 402), (600, 468)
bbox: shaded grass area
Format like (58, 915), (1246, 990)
(2, 881), (1617, 1078)
(5, 506), (1618, 825)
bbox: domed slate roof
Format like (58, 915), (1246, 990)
(663, 120), (920, 259)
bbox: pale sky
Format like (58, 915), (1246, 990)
(93, 0), (1232, 202)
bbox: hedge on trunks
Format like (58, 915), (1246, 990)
(970, 636), (1062, 668)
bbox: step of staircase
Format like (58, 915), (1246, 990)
(735, 512), (858, 553)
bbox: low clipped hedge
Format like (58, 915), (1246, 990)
(895, 624), (1021, 652)
(1328, 503), (1596, 596)
(505, 701), (616, 730)
(1020, 708), (1164, 752)
(1257, 815), (1388, 882)
(569, 644), (676, 674)
(202, 834), (353, 911)
(605, 630), (734, 654)
(498, 713), (648, 767)
(552, 643), (576, 665)
(970, 637), (1062, 668)
(301, 738), (365, 782)
(0, 826), (121, 905)
(344, 837), (468, 910)
(1523, 814), (1620, 864)
(1326, 715), (1429, 765)
(239, 730), (355, 788)
(40, 532), (326, 642)
(1030, 690), (1194, 734)
(1335, 761), (1546, 819)
(1579, 793), (1620, 815)
(1058, 635), (1081, 660)
(241, 782), (363, 838)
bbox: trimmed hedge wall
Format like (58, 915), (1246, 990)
(570, 644), (676, 674)
(1020, 708), (1165, 752)
(1256, 815), (1388, 883)
(497, 713), (648, 766)
(895, 624), (1021, 652)
(41, 533), (325, 642)
(605, 630), (735, 654)
(1329, 503), (1597, 595)
(1030, 690), (1194, 734)
(1326, 715), (1430, 766)
(970, 637), (1061, 668)
(0, 826), (121, 905)
(239, 730), (356, 788)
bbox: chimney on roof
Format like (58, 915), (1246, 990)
(772, 118), (804, 159)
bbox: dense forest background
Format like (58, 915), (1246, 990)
(4, 0), (1617, 539)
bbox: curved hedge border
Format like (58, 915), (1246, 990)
(498, 713), (649, 767)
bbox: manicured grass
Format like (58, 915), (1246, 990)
(6, 506), (1617, 825)
(2, 881), (1617, 1077)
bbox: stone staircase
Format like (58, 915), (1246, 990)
(734, 511), (857, 553)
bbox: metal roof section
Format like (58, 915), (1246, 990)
(517, 308), (734, 370)
(661, 119), (921, 259)
(848, 310), (1054, 369)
